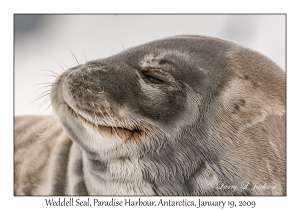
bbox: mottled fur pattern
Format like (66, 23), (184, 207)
(14, 35), (285, 195)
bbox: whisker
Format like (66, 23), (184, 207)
(39, 69), (59, 76)
(91, 102), (95, 108)
(97, 87), (105, 94)
(120, 41), (126, 50)
(68, 48), (79, 65)
(30, 92), (50, 104)
(38, 103), (53, 114)
(93, 111), (97, 125)
(53, 58), (65, 72)
(35, 114), (58, 141)
(104, 108), (123, 143)
(33, 82), (56, 86)
(34, 85), (54, 93)
(36, 74), (57, 78)
(35, 90), (51, 98)
(39, 97), (51, 107)
(89, 111), (98, 147)
(96, 106), (109, 126)
(35, 114), (56, 131)
(83, 50), (87, 63)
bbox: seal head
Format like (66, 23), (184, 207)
(51, 35), (285, 195)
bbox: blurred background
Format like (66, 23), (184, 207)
(14, 14), (285, 115)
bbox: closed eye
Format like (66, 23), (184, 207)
(143, 73), (165, 84)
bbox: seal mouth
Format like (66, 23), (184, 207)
(66, 103), (145, 141)
(98, 123), (143, 141)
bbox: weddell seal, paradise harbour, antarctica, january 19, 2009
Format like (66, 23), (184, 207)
(14, 35), (286, 196)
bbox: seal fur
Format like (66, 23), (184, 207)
(14, 35), (286, 195)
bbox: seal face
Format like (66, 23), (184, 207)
(15, 35), (286, 195)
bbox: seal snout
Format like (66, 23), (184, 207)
(57, 64), (146, 142)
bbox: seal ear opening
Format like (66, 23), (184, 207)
(231, 99), (246, 114)
(217, 76), (285, 135)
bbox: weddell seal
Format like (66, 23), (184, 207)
(14, 35), (286, 196)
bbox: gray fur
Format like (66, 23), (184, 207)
(14, 35), (285, 195)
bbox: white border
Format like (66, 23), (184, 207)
(2, 1), (298, 210)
